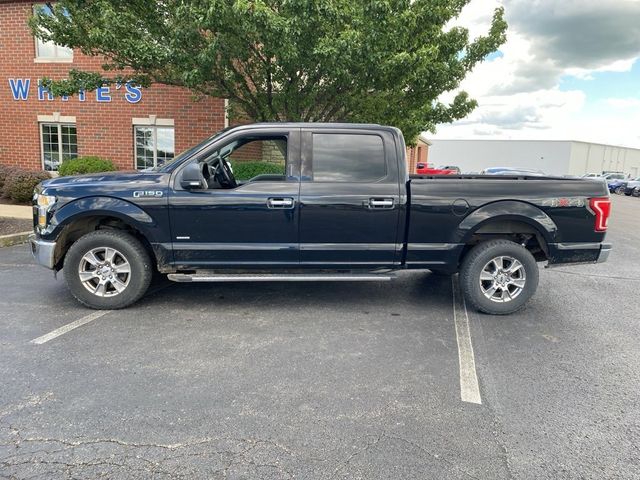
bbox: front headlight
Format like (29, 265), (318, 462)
(36, 194), (56, 228)
(36, 194), (56, 208)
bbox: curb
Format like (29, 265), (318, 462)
(0, 231), (31, 248)
(0, 205), (32, 220)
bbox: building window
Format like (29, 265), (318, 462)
(134, 126), (175, 170)
(40, 123), (77, 171)
(33, 4), (73, 61)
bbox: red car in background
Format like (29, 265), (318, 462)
(415, 163), (461, 175)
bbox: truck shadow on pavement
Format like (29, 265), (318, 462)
(135, 271), (456, 314)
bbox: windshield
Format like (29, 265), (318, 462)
(154, 127), (233, 172)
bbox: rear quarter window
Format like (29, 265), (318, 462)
(312, 133), (386, 182)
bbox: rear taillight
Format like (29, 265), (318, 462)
(589, 197), (611, 232)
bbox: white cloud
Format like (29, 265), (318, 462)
(606, 97), (640, 109)
(566, 58), (638, 80)
(437, 88), (587, 138)
(433, 0), (640, 148)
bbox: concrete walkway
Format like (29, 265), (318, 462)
(0, 204), (31, 219)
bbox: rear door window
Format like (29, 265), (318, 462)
(312, 133), (386, 182)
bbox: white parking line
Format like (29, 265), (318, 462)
(452, 277), (482, 404)
(28, 283), (172, 345)
(30, 310), (111, 345)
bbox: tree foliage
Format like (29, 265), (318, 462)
(31, 0), (507, 142)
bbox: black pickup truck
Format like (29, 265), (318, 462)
(30, 123), (612, 314)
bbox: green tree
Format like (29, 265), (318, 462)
(31, 0), (506, 142)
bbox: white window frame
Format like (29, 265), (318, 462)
(133, 117), (175, 170)
(39, 117), (78, 171)
(33, 4), (73, 63)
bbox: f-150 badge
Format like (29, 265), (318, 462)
(133, 190), (163, 198)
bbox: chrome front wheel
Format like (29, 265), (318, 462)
(78, 247), (132, 297)
(64, 230), (153, 309)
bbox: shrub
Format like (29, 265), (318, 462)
(2, 169), (50, 203)
(230, 161), (284, 181)
(58, 156), (117, 176)
(0, 165), (19, 191)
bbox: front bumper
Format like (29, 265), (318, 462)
(29, 234), (56, 269)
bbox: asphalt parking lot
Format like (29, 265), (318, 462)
(1, 195), (639, 479)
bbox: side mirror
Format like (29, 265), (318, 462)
(180, 162), (205, 189)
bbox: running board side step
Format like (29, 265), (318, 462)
(167, 273), (396, 283)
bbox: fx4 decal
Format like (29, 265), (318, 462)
(541, 197), (585, 208)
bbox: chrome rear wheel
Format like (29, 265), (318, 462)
(480, 255), (526, 303)
(460, 239), (539, 315)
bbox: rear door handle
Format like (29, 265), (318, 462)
(368, 198), (395, 209)
(267, 197), (295, 209)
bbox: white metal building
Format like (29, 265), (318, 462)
(429, 140), (640, 177)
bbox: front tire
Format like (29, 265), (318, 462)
(460, 240), (539, 315)
(63, 230), (153, 309)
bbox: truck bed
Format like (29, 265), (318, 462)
(405, 176), (609, 268)
(409, 174), (589, 181)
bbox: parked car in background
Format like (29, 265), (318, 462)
(623, 177), (640, 195)
(481, 167), (546, 176)
(415, 163), (459, 175)
(582, 172), (627, 182)
(608, 178), (630, 194)
(436, 165), (461, 174)
(602, 173), (627, 181)
(632, 187), (640, 197)
(604, 174), (635, 193)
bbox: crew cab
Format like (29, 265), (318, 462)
(30, 123), (612, 314)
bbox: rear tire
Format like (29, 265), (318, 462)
(63, 230), (153, 309)
(460, 239), (539, 315)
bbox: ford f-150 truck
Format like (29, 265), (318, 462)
(30, 123), (612, 314)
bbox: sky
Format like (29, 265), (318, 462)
(433, 0), (640, 148)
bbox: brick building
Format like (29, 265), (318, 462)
(0, 0), (227, 172)
(405, 134), (431, 174)
(0, 0), (428, 174)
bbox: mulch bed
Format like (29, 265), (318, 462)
(0, 217), (32, 236)
(0, 198), (30, 206)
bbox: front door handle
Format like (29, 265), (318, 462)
(267, 197), (295, 209)
(369, 198), (395, 209)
